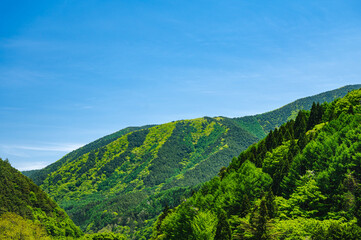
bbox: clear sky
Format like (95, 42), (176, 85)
(1, 0), (361, 170)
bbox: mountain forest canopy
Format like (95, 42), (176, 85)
(151, 88), (361, 240)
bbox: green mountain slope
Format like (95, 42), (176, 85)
(26, 84), (361, 239)
(0, 158), (83, 238)
(23, 125), (155, 184)
(38, 117), (258, 237)
(151, 89), (361, 239)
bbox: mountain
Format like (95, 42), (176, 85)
(23, 125), (155, 184)
(25, 84), (361, 239)
(36, 117), (259, 238)
(0, 157), (83, 239)
(151, 89), (361, 239)
(234, 84), (361, 135)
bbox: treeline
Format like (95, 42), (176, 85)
(151, 89), (361, 239)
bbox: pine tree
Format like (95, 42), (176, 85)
(256, 141), (267, 167)
(307, 102), (324, 130)
(265, 191), (277, 219)
(294, 111), (307, 139)
(254, 199), (269, 240)
(215, 210), (232, 240)
(297, 132), (308, 149)
(265, 130), (277, 151)
(240, 194), (251, 216)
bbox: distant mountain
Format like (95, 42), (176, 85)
(26, 84), (361, 239)
(23, 125), (155, 184)
(234, 84), (361, 135)
(151, 88), (361, 240)
(0, 158), (82, 238)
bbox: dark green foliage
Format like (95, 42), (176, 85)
(307, 102), (324, 130)
(294, 110), (307, 139)
(252, 198), (271, 240)
(215, 210), (232, 240)
(0, 158), (83, 238)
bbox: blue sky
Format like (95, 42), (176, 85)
(1, 0), (361, 170)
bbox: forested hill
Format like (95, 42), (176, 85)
(0, 158), (82, 239)
(151, 89), (361, 239)
(23, 125), (155, 184)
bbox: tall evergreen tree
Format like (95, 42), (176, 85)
(294, 111), (307, 139)
(215, 210), (232, 240)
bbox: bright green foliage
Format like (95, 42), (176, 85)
(152, 88), (361, 239)
(23, 125), (155, 184)
(0, 158), (83, 238)
(80, 232), (127, 240)
(191, 210), (218, 240)
(152, 160), (273, 239)
(279, 174), (327, 218)
(273, 217), (361, 240)
(34, 117), (259, 238)
(0, 212), (51, 240)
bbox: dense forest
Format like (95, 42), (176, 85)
(151, 89), (361, 239)
(0, 157), (82, 238)
(18, 84), (360, 239)
(36, 117), (259, 238)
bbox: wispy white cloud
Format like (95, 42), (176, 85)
(14, 161), (51, 171)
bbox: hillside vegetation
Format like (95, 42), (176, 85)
(0, 157), (83, 238)
(23, 125), (155, 184)
(38, 117), (258, 238)
(151, 89), (361, 239)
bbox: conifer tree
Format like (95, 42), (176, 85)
(215, 210), (232, 240)
(255, 199), (269, 240)
(294, 111), (307, 139)
(265, 191), (277, 219)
